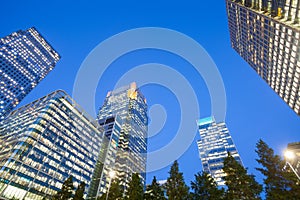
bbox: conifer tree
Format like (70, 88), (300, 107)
(125, 173), (144, 200)
(223, 153), (262, 200)
(164, 160), (189, 200)
(255, 139), (300, 199)
(109, 179), (124, 200)
(53, 175), (74, 200)
(74, 181), (86, 200)
(97, 179), (124, 200)
(144, 176), (166, 200)
(190, 171), (224, 200)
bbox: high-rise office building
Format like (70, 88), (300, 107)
(95, 82), (148, 196)
(0, 90), (105, 200)
(87, 115), (122, 199)
(0, 27), (60, 119)
(226, 0), (300, 115)
(197, 117), (242, 186)
(286, 142), (300, 177)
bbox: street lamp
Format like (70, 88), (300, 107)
(106, 170), (116, 200)
(284, 150), (300, 181)
(285, 150), (296, 160)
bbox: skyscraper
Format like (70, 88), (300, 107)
(226, 0), (300, 115)
(87, 115), (122, 199)
(0, 27), (60, 119)
(285, 142), (300, 177)
(197, 117), (242, 186)
(96, 82), (148, 195)
(0, 90), (105, 199)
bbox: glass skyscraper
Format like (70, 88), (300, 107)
(96, 82), (148, 196)
(87, 115), (122, 199)
(0, 27), (60, 119)
(226, 0), (300, 115)
(197, 117), (242, 186)
(0, 90), (105, 200)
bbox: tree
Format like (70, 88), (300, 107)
(52, 176), (74, 200)
(223, 153), (262, 200)
(125, 173), (144, 200)
(74, 181), (86, 200)
(109, 179), (124, 200)
(164, 160), (189, 200)
(255, 139), (300, 200)
(97, 179), (123, 200)
(144, 176), (166, 200)
(190, 172), (224, 200)
(53, 175), (74, 200)
(97, 195), (106, 200)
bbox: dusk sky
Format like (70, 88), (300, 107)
(1, 0), (299, 186)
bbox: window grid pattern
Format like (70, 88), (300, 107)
(197, 117), (242, 186)
(0, 90), (104, 200)
(287, 142), (300, 177)
(96, 83), (148, 195)
(0, 27), (60, 119)
(226, 0), (300, 115)
(87, 115), (122, 199)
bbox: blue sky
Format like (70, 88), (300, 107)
(1, 0), (299, 186)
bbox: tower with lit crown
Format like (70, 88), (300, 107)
(94, 82), (148, 196)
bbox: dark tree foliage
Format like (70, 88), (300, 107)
(190, 171), (224, 200)
(96, 195), (106, 200)
(110, 179), (124, 200)
(74, 181), (86, 200)
(97, 179), (124, 200)
(164, 160), (189, 200)
(144, 176), (166, 200)
(125, 173), (144, 200)
(223, 153), (262, 200)
(256, 139), (300, 200)
(53, 175), (74, 200)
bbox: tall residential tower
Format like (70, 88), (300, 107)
(197, 117), (242, 186)
(0, 27), (60, 119)
(226, 0), (300, 115)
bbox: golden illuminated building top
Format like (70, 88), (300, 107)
(96, 82), (148, 196)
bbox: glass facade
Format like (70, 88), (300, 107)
(96, 82), (148, 196)
(286, 142), (300, 177)
(87, 115), (122, 199)
(0, 27), (60, 120)
(197, 117), (242, 186)
(226, 0), (300, 115)
(0, 90), (105, 200)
